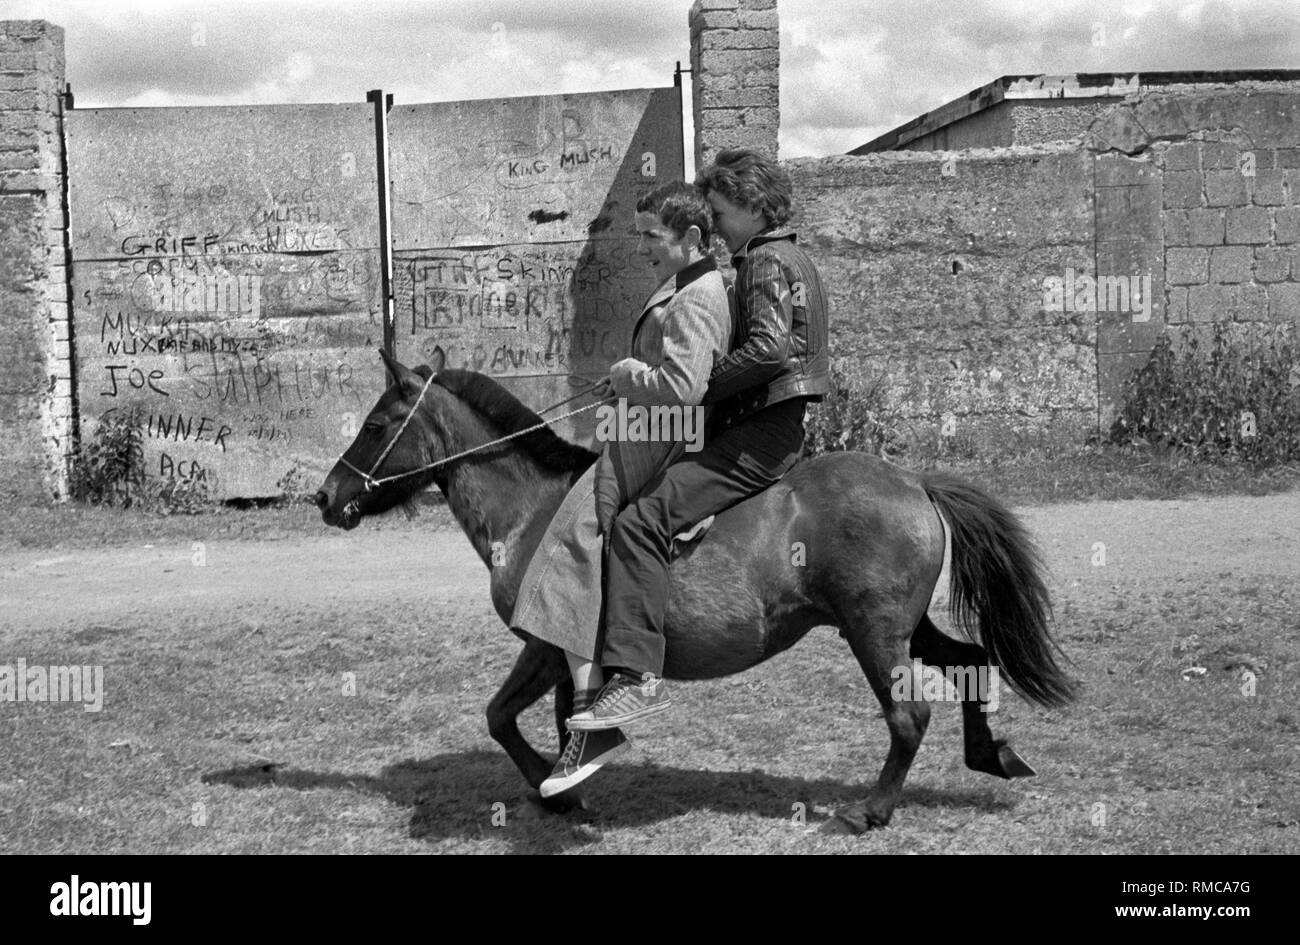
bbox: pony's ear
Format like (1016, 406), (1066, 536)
(426, 346), (446, 375)
(378, 347), (414, 385)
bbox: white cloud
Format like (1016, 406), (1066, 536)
(282, 52), (315, 86)
(1176, 1), (1206, 27)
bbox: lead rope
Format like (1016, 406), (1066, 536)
(339, 375), (609, 493)
(536, 381), (605, 416)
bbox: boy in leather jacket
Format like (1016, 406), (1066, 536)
(569, 148), (831, 732)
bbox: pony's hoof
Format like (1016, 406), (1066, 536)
(820, 813), (862, 835)
(821, 805), (880, 834)
(996, 743), (1037, 778)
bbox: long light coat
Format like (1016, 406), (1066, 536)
(510, 258), (731, 659)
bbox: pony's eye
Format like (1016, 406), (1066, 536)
(363, 421), (384, 434)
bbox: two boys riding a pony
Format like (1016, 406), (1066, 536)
(508, 148), (831, 797)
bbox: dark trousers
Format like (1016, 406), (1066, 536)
(600, 398), (808, 676)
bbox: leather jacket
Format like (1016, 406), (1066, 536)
(704, 228), (831, 423)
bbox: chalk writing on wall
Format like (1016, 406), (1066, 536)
(66, 114), (385, 497)
(393, 240), (657, 378)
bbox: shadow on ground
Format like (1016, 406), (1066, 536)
(203, 750), (1015, 852)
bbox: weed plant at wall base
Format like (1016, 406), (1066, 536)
(68, 406), (149, 508)
(801, 367), (896, 458)
(1110, 322), (1300, 466)
(69, 405), (215, 513)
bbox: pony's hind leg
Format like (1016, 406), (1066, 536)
(910, 615), (1035, 779)
(825, 613), (931, 833)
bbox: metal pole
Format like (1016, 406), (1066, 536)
(367, 89), (396, 382)
(675, 62), (694, 181)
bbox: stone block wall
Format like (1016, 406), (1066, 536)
(0, 20), (71, 504)
(786, 145), (1099, 452)
(1087, 84), (1300, 415)
(780, 83), (1300, 447)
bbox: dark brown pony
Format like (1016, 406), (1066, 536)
(316, 348), (1076, 832)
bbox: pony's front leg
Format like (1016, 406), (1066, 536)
(485, 638), (573, 805)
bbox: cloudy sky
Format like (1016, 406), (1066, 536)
(8, 0), (1300, 157)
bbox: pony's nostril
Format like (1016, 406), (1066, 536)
(314, 490), (329, 510)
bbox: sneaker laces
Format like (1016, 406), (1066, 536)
(557, 732), (586, 768)
(596, 676), (634, 705)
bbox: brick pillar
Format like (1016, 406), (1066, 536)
(0, 20), (71, 504)
(689, 0), (780, 172)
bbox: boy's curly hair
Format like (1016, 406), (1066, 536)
(636, 181), (714, 244)
(694, 148), (793, 229)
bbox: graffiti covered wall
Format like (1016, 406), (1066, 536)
(388, 87), (683, 444)
(65, 104), (384, 497)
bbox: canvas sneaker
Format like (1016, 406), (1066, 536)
(539, 727), (630, 798)
(566, 672), (671, 732)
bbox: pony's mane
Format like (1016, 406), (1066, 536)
(431, 369), (597, 473)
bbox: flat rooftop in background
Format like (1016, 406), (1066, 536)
(850, 69), (1300, 155)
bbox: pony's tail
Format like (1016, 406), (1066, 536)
(922, 471), (1077, 709)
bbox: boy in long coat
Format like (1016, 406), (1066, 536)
(509, 181), (731, 796)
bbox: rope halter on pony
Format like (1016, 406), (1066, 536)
(338, 372), (607, 493)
